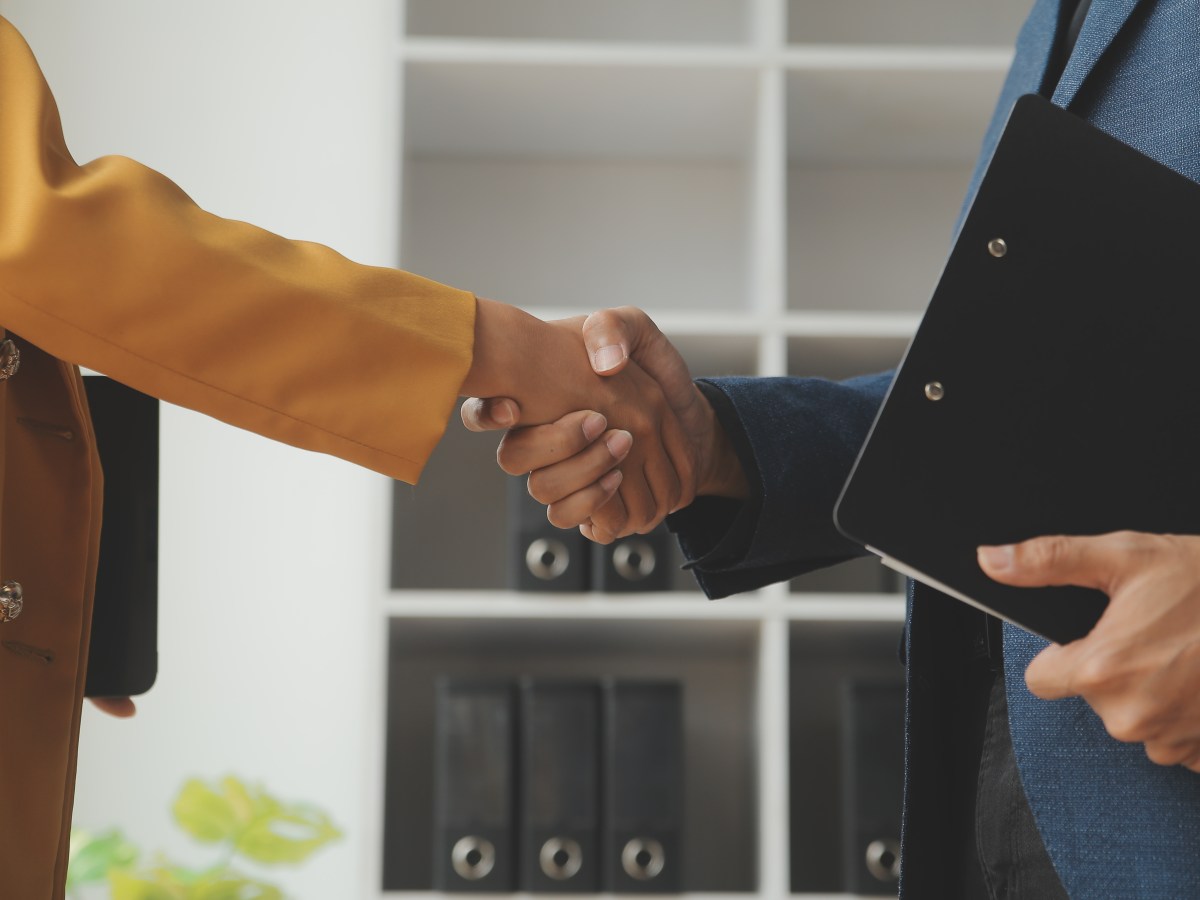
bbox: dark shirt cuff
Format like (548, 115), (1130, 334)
(666, 379), (764, 571)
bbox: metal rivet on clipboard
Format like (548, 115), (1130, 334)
(988, 238), (1008, 258)
(925, 382), (945, 402)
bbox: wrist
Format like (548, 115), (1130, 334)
(695, 392), (749, 499)
(460, 297), (535, 400)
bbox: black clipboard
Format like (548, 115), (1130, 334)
(835, 94), (1200, 645)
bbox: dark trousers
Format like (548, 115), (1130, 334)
(962, 647), (1070, 900)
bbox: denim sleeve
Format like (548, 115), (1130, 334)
(666, 371), (893, 598)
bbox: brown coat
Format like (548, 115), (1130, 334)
(0, 17), (476, 896)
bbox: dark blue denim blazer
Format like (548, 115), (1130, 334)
(672, 2), (1200, 897)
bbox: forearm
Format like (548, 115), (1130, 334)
(0, 17), (474, 483)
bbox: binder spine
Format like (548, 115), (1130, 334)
(519, 680), (602, 892)
(841, 679), (905, 896)
(433, 679), (518, 892)
(592, 527), (670, 593)
(603, 680), (684, 893)
(509, 478), (590, 591)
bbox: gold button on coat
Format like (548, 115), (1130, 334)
(0, 581), (24, 623)
(0, 339), (19, 380)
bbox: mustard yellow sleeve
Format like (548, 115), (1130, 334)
(0, 16), (476, 483)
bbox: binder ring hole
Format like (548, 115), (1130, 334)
(613, 540), (657, 581)
(622, 837), (665, 881)
(865, 838), (901, 883)
(526, 538), (570, 581)
(540, 836), (583, 880)
(451, 835), (496, 881)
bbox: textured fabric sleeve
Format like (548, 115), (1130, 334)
(667, 371), (893, 598)
(0, 16), (475, 484)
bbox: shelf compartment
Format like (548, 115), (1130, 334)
(787, 0), (1030, 48)
(786, 335), (908, 382)
(406, 0), (754, 45)
(786, 67), (1006, 166)
(400, 62), (755, 312)
(788, 620), (906, 894)
(381, 617), (760, 892)
(405, 61), (757, 161)
(790, 555), (902, 596)
(784, 62), (1007, 315)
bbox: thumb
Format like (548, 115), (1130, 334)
(582, 307), (634, 376)
(977, 533), (1137, 594)
(583, 307), (695, 401)
(460, 397), (521, 432)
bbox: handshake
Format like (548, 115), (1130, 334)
(458, 300), (749, 542)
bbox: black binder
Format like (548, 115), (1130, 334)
(603, 680), (683, 893)
(592, 527), (671, 593)
(433, 679), (517, 892)
(508, 478), (590, 592)
(841, 679), (905, 896)
(519, 680), (602, 892)
(836, 94), (1200, 644)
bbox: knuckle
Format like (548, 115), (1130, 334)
(526, 471), (552, 504)
(1144, 741), (1187, 767)
(546, 505), (573, 530)
(1104, 706), (1152, 744)
(1024, 535), (1071, 572)
(496, 445), (526, 477)
(1074, 648), (1123, 692)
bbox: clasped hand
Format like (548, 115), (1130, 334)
(461, 304), (746, 542)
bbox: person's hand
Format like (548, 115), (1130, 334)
(978, 531), (1200, 772)
(89, 697), (136, 717)
(459, 300), (697, 532)
(462, 306), (748, 541)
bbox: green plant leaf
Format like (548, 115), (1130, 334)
(109, 865), (283, 900)
(235, 803), (342, 865)
(109, 868), (183, 900)
(66, 828), (139, 887)
(172, 775), (341, 866)
(173, 779), (240, 845)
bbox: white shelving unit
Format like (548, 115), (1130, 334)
(374, 1), (1027, 898)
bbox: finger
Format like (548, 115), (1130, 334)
(1144, 739), (1200, 768)
(460, 396), (520, 432)
(496, 411), (608, 475)
(89, 696), (137, 718)
(586, 494), (628, 544)
(1184, 750), (1200, 774)
(546, 470), (624, 529)
(976, 532), (1154, 593)
(529, 429), (631, 505)
(1024, 641), (1087, 700)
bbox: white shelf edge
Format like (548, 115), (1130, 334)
(380, 593), (905, 622)
(786, 595), (905, 622)
(382, 592), (776, 621)
(379, 891), (889, 899)
(401, 39), (761, 68)
(400, 38), (1012, 73)
(519, 308), (921, 338)
(782, 44), (1012, 71)
(380, 894), (765, 900)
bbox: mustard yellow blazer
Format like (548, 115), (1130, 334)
(0, 17), (476, 896)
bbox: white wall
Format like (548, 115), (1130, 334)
(0, 2), (396, 895)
